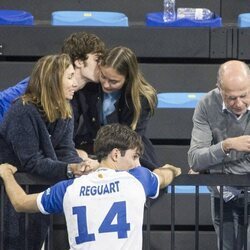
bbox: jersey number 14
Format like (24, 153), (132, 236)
(73, 201), (131, 244)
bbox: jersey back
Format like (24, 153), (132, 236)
(37, 167), (159, 250)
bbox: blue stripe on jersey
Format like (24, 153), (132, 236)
(128, 167), (159, 197)
(41, 179), (74, 214)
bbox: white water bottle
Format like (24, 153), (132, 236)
(177, 8), (214, 20)
(163, 0), (176, 22)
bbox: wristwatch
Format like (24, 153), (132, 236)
(67, 164), (74, 179)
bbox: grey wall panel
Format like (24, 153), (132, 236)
(154, 145), (189, 173)
(0, 62), (220, 92)
(145, 193), (212, 226)
(0, 62), (219, 93)
(53, 215), (69, 250)
(238, 28), (250, 60)
(146, 109), (194, 140)
(140, 63), (219, 92)
(0, 26), (212, 58)
(210, 28), (229, 58)
(53, 230), (69, 250)
(0, 62), (35, 91)
(143, 231), (217, 250)
(0, 62), (218, 92)
(221, 0), (250, 24)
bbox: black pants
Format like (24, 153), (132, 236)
(211, 195), (250, 250)
(3, 187), (50, 250)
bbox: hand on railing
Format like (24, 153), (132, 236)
(154, 164), (182, 188)
(161, 164), (182, 177)
(0, 163), (17, 179)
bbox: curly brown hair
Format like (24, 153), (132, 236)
(61, 32), (105, 66)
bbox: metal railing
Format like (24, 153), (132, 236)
(1, 173), (250, 250)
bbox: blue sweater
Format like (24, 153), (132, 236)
(0, 77), (29, 122)
(0, 99), (82, 180)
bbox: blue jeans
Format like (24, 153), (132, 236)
(211, 195), (250, 250)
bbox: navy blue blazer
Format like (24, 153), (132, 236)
(0, 99), (82, 181)
(72, 83), (159, 170)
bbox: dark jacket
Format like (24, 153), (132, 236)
(0, 98), (84, 250)
(72, 83), (159, 170)
(0, 98), (82, 181)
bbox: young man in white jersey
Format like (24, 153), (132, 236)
(0, 123), (181, 250)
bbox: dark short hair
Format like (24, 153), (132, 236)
(61, 31), (105, 65)
(94, 123), (144, 162)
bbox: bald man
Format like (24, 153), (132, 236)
(188, 60), (250, 250)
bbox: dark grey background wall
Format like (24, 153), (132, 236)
(0, 62), (219, 91)
(0, 1), (250, 249)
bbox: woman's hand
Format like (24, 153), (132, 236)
(68, 158), (100, 177)
(83, 158), (100, 174)
(76, 149), (88, 160)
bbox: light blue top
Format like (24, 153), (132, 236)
(101, 91), (121, 125)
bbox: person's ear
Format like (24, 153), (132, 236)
(216, 83), (221, 91)
(135, 158), (140, 166)
(110, 148), (120, 162)
(74, 59), (84, 68)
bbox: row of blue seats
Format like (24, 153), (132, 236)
(167, 185), (209, 194)
(5, 9), (250, 27)
(1, 9), (250, 27)
(0, 10), (128, 26)
(157, 92), (205, 108)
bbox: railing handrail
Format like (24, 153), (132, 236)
(0, 173), (250, 187)
(0, 173), (54, 186)
(172, 173), (250, 187)
(1, 172), (249, 250)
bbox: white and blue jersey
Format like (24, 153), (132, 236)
(37, 166), (160, 250)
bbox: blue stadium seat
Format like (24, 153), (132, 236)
(157, 92), (206, 108)
(238, 13), (250, 27)
(146, 12), (222, 27)
(0, 10), (33, 25)
(167, 185), (210, 194)
(51, 11), (128, 27)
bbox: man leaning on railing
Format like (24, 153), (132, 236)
(0, 123), (181, 250)
(188, 60), (250, 250)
